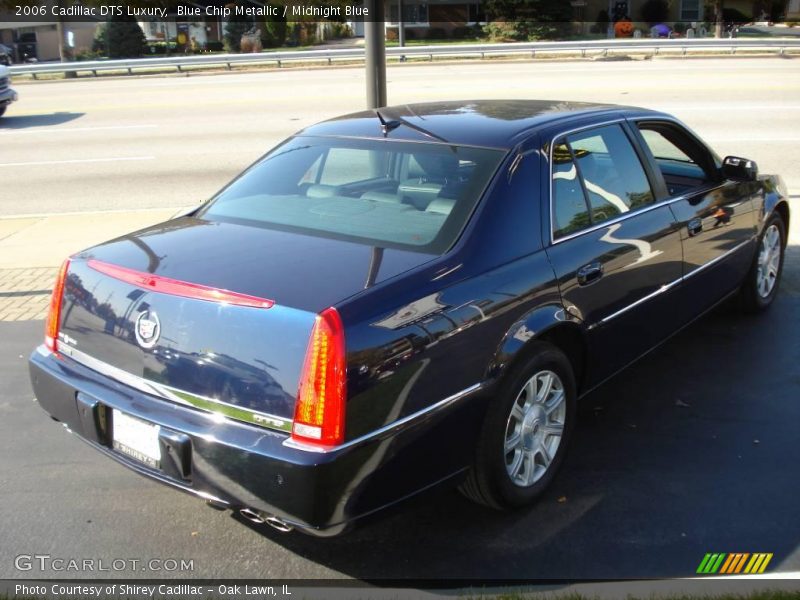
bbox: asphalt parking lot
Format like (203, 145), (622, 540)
(1, 57), (799, 583)
(2, 255), (799, 580)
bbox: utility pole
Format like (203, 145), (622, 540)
(714, 0), (724, 38)
(365, 0), (387, 109)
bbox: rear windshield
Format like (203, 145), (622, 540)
(200, 136), (505, 254)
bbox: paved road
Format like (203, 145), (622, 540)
(1, 56), (799, 216)
(1, 57), (799, 583)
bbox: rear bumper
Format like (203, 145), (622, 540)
(29, 346), (483, 536)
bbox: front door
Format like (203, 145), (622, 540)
(632, 120), (759, 315)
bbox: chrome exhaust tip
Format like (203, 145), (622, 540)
(264, 515), (294, 533)
(239, 507), (266, 524)
(238, 508), (294, 532)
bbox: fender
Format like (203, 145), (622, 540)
(484, 302), (583, 382)
(761, 174), (790, 228)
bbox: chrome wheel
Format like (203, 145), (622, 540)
(756, 224), (781, 298)
(504, 370), (566, 488)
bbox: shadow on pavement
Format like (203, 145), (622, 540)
(234, 294), (800, 580)
(0, 112), (84, 129)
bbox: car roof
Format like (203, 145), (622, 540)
(298, 100), (664, 150)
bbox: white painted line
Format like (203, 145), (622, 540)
(706, 136), (800, 142)
(0, 124), (157, 136)
(661, 105), (800, 111)
(0, 156), (155, 168)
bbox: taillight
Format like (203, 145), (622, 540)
(45, 258), (70, 352)
(292, 307), (346, 446)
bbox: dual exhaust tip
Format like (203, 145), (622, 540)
(238, 507), (294, 533)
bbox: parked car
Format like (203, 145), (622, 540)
(0, 64), (17, 117)
(29, 101), (789, 536)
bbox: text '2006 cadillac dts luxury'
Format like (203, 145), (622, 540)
(29, 101), (789, 536)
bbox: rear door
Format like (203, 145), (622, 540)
(543, 121), (684, 385)
(631, 119), (759, 315)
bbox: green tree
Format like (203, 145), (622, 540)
(483, 0), (574, 40)
(262, 8), (287, 48)
(224, 2), (255, 53)
(106, 15), (146, 58)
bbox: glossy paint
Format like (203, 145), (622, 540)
(29, 101), (790, 535)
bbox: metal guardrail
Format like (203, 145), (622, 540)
(9, 37), (800, 77)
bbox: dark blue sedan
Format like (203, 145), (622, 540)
(29, 101), (790, 536)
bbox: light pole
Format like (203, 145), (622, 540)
(365, 0), (387, 108)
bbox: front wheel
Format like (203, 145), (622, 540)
(740, 212), (786, 313)
(459, 342), (576, 510)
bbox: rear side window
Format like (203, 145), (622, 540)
(551, 124), (654, 240)
(200, 136), (504, 254)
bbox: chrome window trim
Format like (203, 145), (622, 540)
(548, 118), (626, 245)
(585, 237), (754, 330)
(283, 382), (484, 454)
(547, 115), (723, 246)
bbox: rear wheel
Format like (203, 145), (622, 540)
(740, 212), (785, 313)
(460, 342), (576, 509)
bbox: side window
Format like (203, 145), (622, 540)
(551, 124), (655, 240)
(567, 125), (654, 223)
(552, 142), (591, 238)
(636, 123), (718, 196)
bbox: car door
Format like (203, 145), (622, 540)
(543, 121), (684, 386)
(631, 119), (759, 317)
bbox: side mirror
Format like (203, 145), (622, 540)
(722, 156), (758, 182)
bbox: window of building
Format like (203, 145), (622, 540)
(680, 0), (702, 21)
(388, 1), (429, 24)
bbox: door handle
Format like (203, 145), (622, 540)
(688, 218), (703, 237)
(577, 262), (603, 286)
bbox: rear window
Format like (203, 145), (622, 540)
(200, 136), (505, 254)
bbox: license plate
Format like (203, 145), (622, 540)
(112, 409), (161, 469)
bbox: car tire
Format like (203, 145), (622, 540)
(0, 106), (5, 118)
(740, 212), (786, 313)
(459, 342), (576, 510)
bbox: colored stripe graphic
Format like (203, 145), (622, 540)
(697, 553), (774, 575)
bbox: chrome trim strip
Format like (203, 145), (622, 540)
(551, 193), (689, 246)
(588, 278), (682, 330)
(283, 383), (484, 454)
(683, 238), (755, 281)
(56, 345), (293, 433)
(586, 237), (754, 330)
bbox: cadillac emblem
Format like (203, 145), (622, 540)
(134, 310), (161, 349)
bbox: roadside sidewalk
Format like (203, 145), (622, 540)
(0, 208), (177, 322)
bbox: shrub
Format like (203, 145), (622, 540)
(73, 47), (100, 61)
(106, 15), (146, 58)
(426, 27), (448, 39)
(641, 0), (669, 25)
(452, 25), (477, 39)
(206, 41), (224, 52)
(262, 15), (287, 48)
(224, 10), (251, 52)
